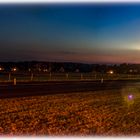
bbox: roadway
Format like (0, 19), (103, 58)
(0, 80), (139, 99)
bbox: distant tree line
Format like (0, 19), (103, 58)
(0, 61), (140, 74)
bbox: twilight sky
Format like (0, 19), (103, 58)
(1, 3), (140, 63)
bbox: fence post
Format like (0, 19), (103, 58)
(101, 78), (103, 83)
(66, 73), (68, 79)
(31, 73), (33, 81)
(50, 72), (52, 80)
(14, 78), (16, 85)
(95, 74), (96, 80)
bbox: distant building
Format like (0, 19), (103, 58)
(59, 67), (65, 73)
(43, 69), (48, 72)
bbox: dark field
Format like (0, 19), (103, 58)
(0, 81), (140, 136)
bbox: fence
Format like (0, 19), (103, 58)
(0, 72), (140, 83)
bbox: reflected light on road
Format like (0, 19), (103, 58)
(121, 86), (140, 109)
(128, 94), (133, 100)
(123, 93), (135, 108)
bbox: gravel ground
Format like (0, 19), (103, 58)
(0, 86), (140, 136)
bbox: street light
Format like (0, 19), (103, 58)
(13, 68), (17, 72)
(109, 70), (114, 74)
(0, 67), (4, 71)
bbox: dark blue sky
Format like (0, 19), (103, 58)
(1, 4), (140, 63)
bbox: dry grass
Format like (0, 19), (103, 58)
(0, 86), (140, 136)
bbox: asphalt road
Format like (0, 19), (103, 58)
(0, 80), (139, 99)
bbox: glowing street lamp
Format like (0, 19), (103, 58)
(12, 68), (17, 72)
(109, 70), (114, 74)
(0, 67), (4, 71)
